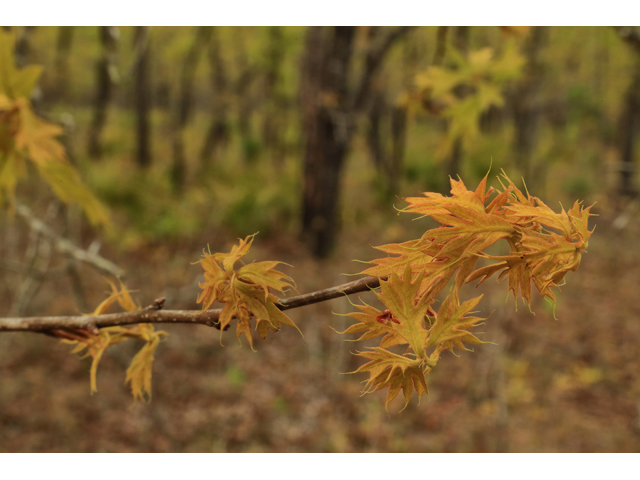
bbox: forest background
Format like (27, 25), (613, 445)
(1, 25), (640, 453)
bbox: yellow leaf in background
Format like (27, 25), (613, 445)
(0, 31), (110, 227)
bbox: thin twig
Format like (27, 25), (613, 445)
(0, 276), (384, 333)
(14, 201), (125, 278)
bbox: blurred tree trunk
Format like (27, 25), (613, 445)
(446, 26), (470, 184)
(262, 26), (288, 164)
(365, 89), (408, 201)
(365, 28), (414, 201)
(15, 26), (35, 68)
(301, 26), (356, 258)
(170, 26), (211, 193)
(53, 26), (74, 102)
(432, 26), (449, 66)
(511, 26), (548, 186)
(87, 26), (119, 160)
(200, 27), (230, 168)
(301, 26), (415, 258)
(13, 27), (42, 109)
(617, 58), (640, 197)
(614, 27), (640, 198)
(133, 26), (151, 168)
(234, 27), (259, 165)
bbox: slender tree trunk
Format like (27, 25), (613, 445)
(53, 26), (74, 102)
(15, 26), (35, 68)
(234, 27), (259, 165)
(512, 26), (548, 185)
(613, 27), (640, 199)
(446, 26), (470, 183)
(300, 26), (415, 258)
(133, 26), (151, 168)
(617, 57), (640, 197)
(301, 26), (357, 258)
(170, 26), (211, 193)
(87, 26), (119, 160)
(261, 26), (288, 164)
(200, 27), (230, 167)
(432, 26), (449, 67)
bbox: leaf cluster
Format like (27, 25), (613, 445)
(342, 173), (593, 410)
(196, 234), (300, 350)
(58, 280), (167, 402)
(415, 39), (525, 158)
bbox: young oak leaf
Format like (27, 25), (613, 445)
(125, 323), (167, 402)
(60, 280), (167, 400)
(374, 265), (432, 356)
(360, 235), (436, 279)
(337, 302), (408, 349)
(426, 291), (485, 360)
(353, 347), (430, 411)
(196, 235), (300, 349)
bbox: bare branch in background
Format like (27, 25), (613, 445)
(14, 202), (125, 278)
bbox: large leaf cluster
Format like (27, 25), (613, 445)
(344, 173), (593, 410)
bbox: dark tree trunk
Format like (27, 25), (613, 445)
(301, 26), (356, 258)
(261, 26), (288, 163)
(170, 26), (211, 193)
(53, 26), (74, 102)
(133, 26), (151, 168)
(365, 89), (408, 200)
(613, 27), (640, 198)
(15, 26), (35, 68)
(87, 26), (119, 160)
(234, 27), (259, 165)
(617, 58), (640, 197)
(200, 27), (230, 167)
(300, 26), (416, 258)
(511, 26), (548, 185)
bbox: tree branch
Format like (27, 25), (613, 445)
(0, 276), (384, 333)
(353, 26), (417, 113)
(14, 201), (125, 278)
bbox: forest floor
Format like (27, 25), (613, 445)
(1, 204), (640, 453)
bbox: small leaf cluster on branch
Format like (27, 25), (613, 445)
(56, 280), (166, 401)
(196, 234), (301, 350)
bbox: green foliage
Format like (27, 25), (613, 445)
(415, 39), (525, 159)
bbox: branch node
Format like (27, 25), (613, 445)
(150, 297), (166, 310)
(85, 322), (99, 336)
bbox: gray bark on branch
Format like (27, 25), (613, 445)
(0, 276), (384, 333)
(14, 202), (125, 278)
